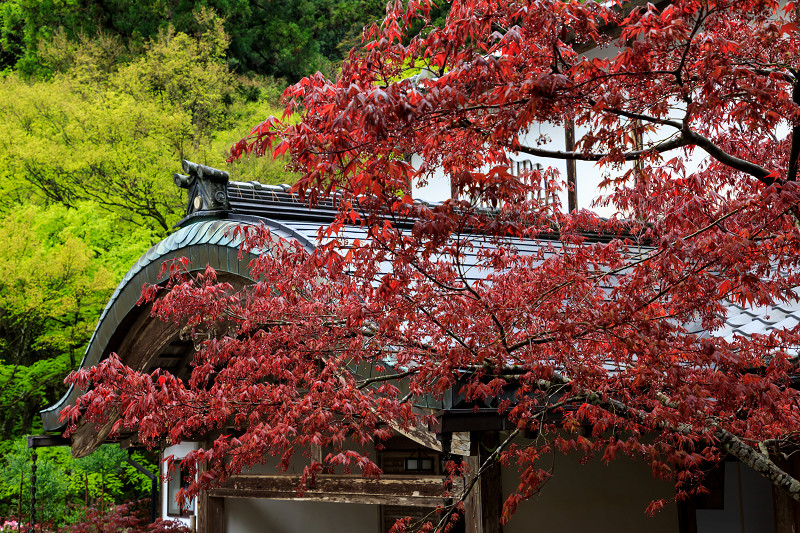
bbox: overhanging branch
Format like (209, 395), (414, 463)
(516, 135), (690, 162)
(548, 377), (800, 501)
(682, 129), (774, 184)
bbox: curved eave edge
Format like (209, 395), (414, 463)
(41, 216), (319, 431)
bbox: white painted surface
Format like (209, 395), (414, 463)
(407, 40), (783, 221)
(162, 441), (199, 527)
(226, 499), (380, 533)
(410, 153), (451, 203)
(502, 451), (679, 533)
(695, 462), (775, 533)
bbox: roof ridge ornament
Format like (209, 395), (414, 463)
(174, 160), (231, 227)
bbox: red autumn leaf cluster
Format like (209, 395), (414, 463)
(64, 0), (800, 528)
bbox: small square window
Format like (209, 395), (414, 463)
(405, 457), (434, 473)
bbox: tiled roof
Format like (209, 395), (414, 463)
(711, 296), (800, 347)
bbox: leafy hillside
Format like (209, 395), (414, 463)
(0, 1), (390, 525)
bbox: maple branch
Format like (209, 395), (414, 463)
(431, 383), (597, 531)
(749, 67), (795, 83)
(452, 240), (510, 352)
(565, 93), (773, 184)
(356, 368), (419, 390)
(650, 391), (800, 500)
(550, 378), (800, 501)
(673, 7), (706, 92)
(597, 105), (683, 130)
(712, 427), (800, 499)
(408, 294), (477, 358)
(516, 135), (689, 162)
(681, 127), (774, 183)
(506, 333), (559, 352)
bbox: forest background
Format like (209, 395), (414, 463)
(0, 0), (443, 527)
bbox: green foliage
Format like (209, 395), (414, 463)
(0, 2), (305, 527)
(0, 439), (157, 526)
(0, 202), (157, 439)
(73, 445), (151, 505)
(0, 1), (301, 452)
(222, 0), (389, 80)
(0, 0), (389, 81)
(0, 357), (71, 439)
(0, 439), (71, 524)
(0, 73), (188, 232)
(112, 9), (235, 140)
(1, 13), (296, 233)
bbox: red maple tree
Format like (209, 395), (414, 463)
(65, 0), (800, 527)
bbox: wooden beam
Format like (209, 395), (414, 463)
(26, 435), (71, 448)
(197, 438), (226, 533)
(565, 121), (577, 213)
(210, 474), (451, 507)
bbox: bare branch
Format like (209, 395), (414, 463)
(517, 135), (690, 162)
(682, 128), (774, 183)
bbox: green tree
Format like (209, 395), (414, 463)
(112, 9), (235, 142)
(0, 439), (156, 526)
(0, 202), (155, 440)
(0, 74), (188, 232)
(0, 7), (299, 528)
(0, 0), (390, 81)
(1, 11), (296, 232)
(0, 439), (69, 524)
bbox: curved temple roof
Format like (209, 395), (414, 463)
(41, 178), (347, 432)
(43, 163), (800, 435)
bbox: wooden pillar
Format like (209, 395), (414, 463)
(773, 454), (800, 533)
(157, 450), (164, 521)
(464, 433), (503, 533)
(197, 490), (225, 533)
(196, 440), (225, 533)
(676, 497), (697, 533)
(565, 120), (577, 213)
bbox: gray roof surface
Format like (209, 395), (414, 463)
(714, 296), (800, 345)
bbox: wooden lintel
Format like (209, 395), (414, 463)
(118, 434), (142, 449)
(210, 474), (453, 507)
(27, 434), (71, 448)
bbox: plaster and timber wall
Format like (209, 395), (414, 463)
(227, 499), (380, 533)
(502, 452), (679, 533)
(409, 45), (626, 218)
(695, 461), (775, 533)
(207, 435), (684, 533)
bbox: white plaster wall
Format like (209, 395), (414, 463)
(408, 44), (632, 217)
(502, 452), (679, 533)
(410, 153), (451, 203)
(695, 462), (775, 533)
(162, 441), (200, 527)
(226, 499), (380, 533)
(513, 43), (633, 219)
